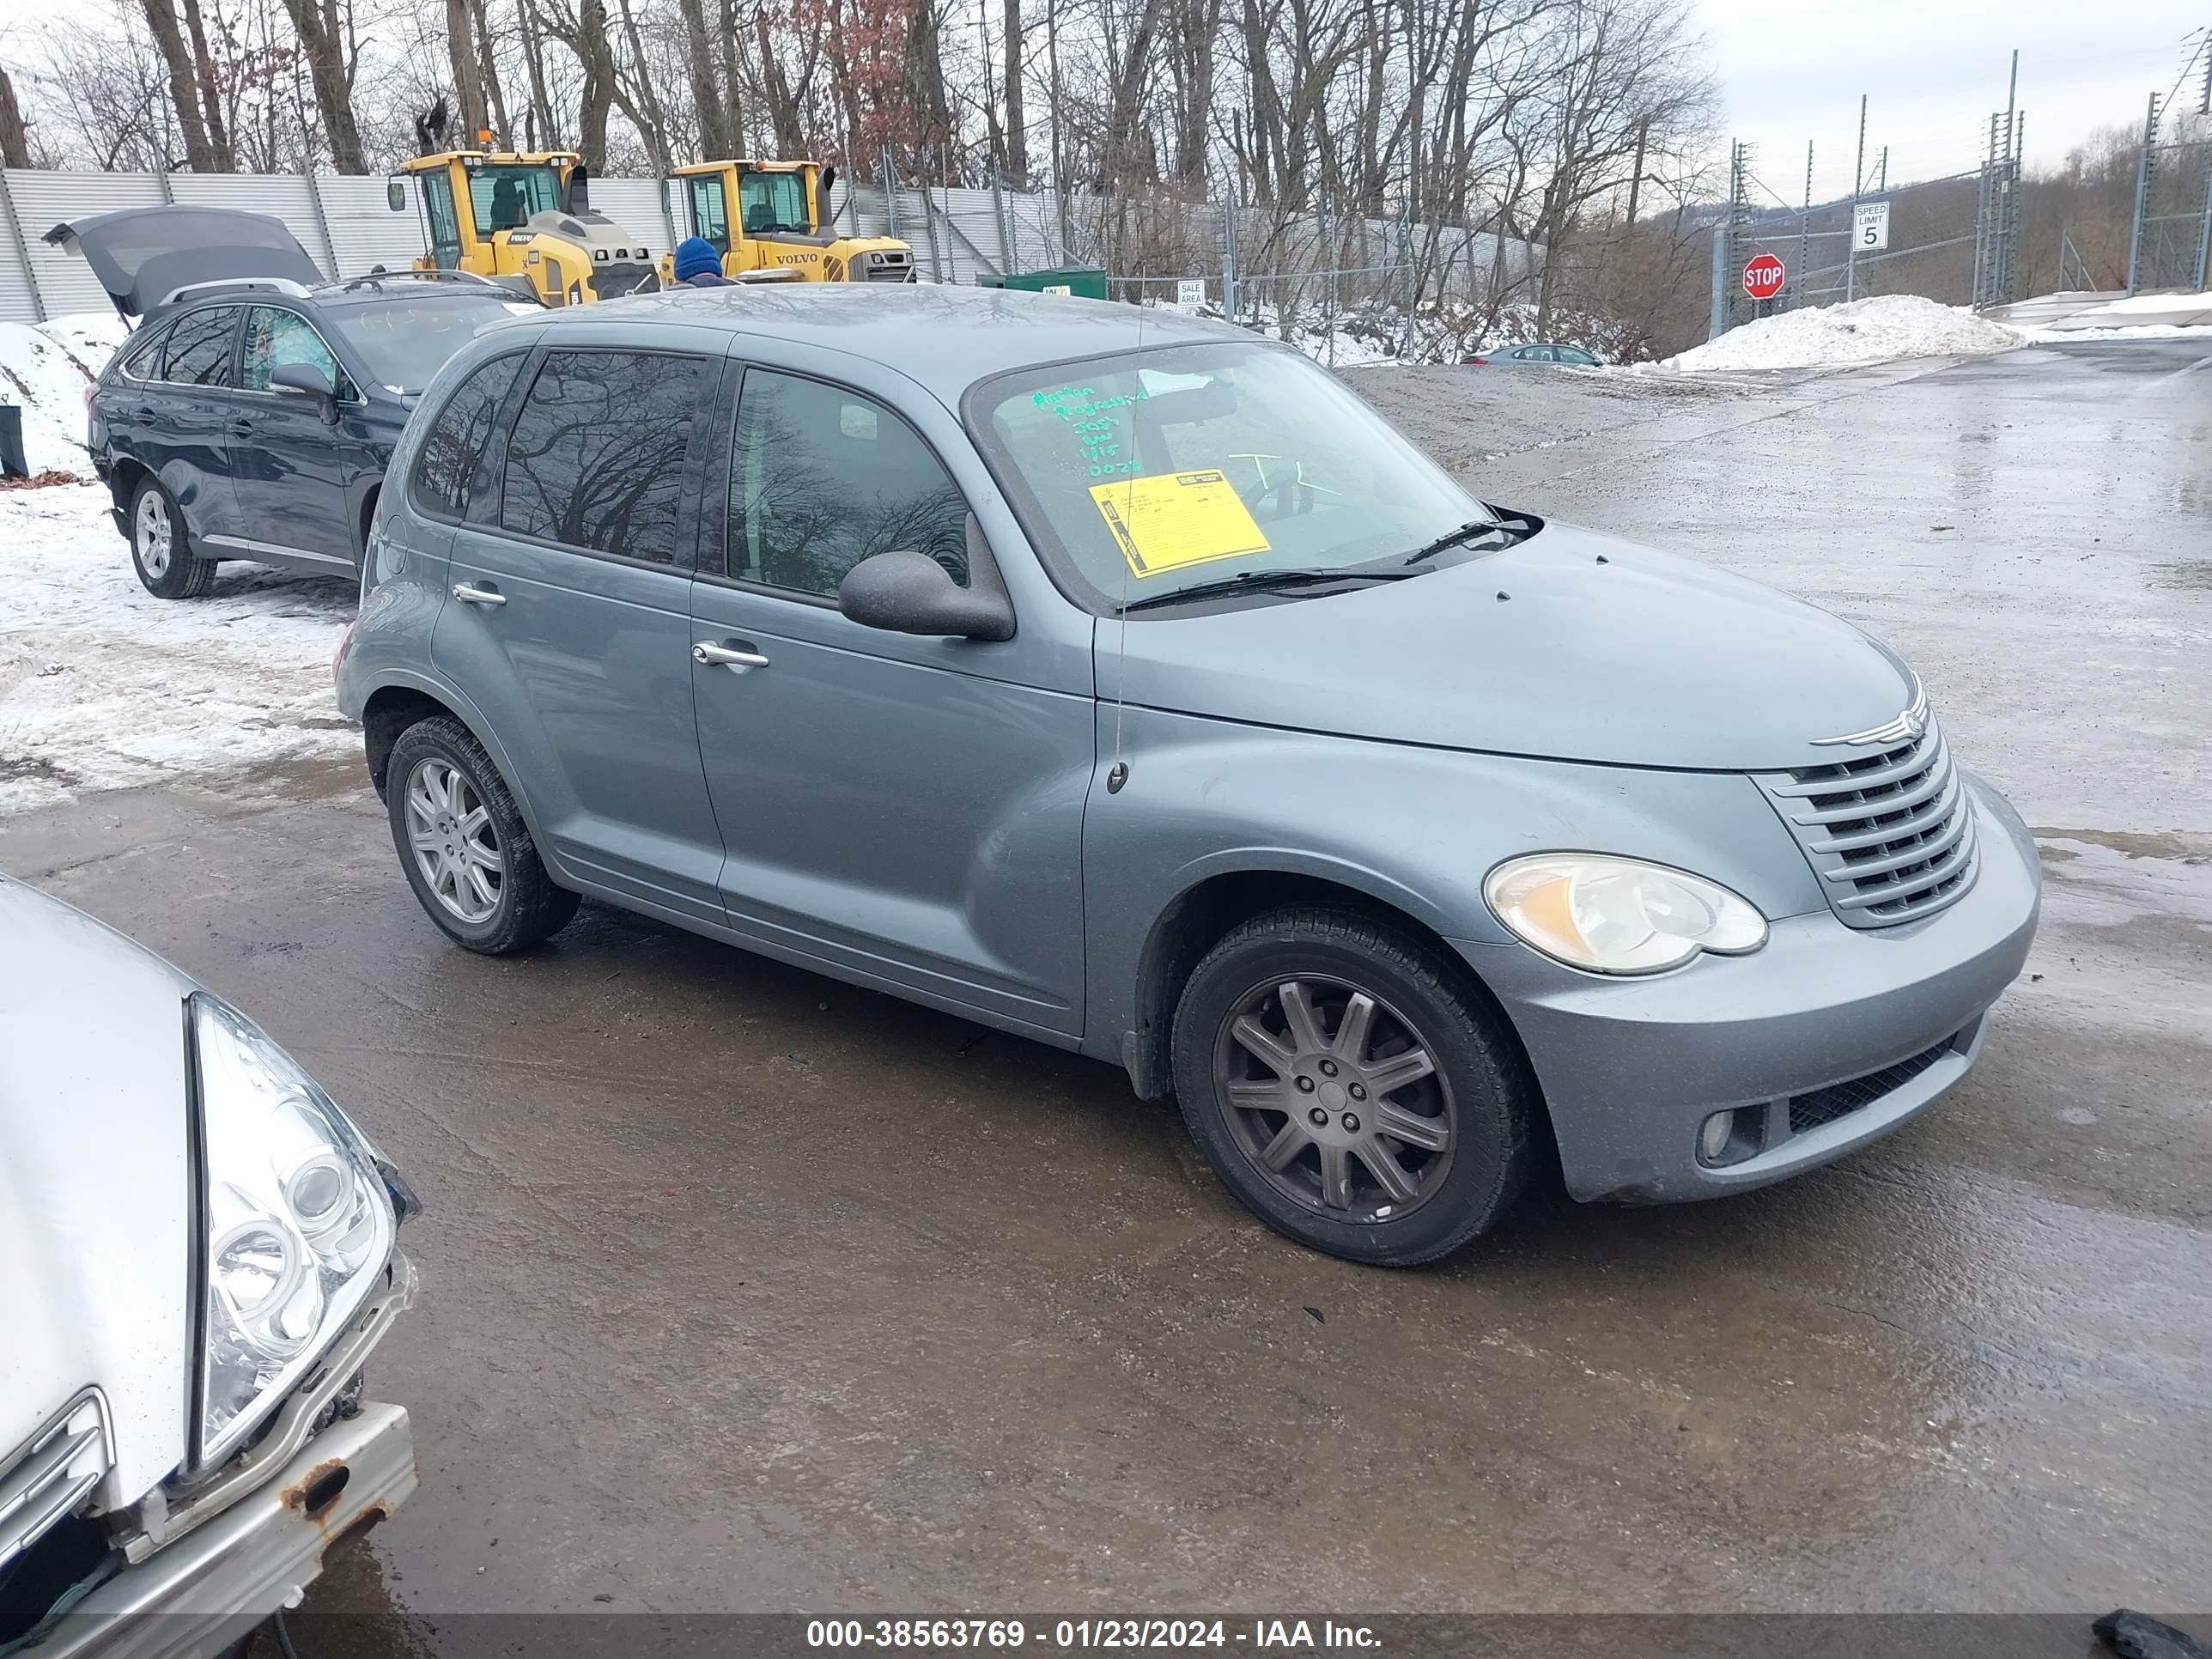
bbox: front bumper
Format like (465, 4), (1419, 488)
(1459, 774), (2040, 1203)
(40, 1401), (416, 1659)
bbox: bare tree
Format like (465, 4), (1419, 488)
(276, 0), (368, 167)
(0, 65), (31, 169)
(140, 0), (219, 167)
(446, 0), (489, 137)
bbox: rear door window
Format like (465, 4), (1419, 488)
(499, 349), (709, 564)
(413, 351), (528, 522)
(161, 307), (240, 386)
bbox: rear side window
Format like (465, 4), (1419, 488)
(161, 307), (240, 386)
(118, 325), (171, 381)
(500, 350), (708, 565)
(412, 352), (526, 521)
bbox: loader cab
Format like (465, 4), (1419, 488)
(392, 152), (580, 276)
(679, 161), (830, 249)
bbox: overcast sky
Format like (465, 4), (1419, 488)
(1700, 0), (2206, 204)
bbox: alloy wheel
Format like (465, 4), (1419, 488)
(1212, 975), (1456, 1222)
(404, 758), (504, 924)
(136, 492), (172, 579)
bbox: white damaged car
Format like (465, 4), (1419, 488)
(0, 875), (419, 1656)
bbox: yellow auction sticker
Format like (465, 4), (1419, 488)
(1091, 471), (1273, 579)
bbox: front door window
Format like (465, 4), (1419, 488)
(687, 177), (731, 253)
(420, 173), (463, 269)
(240, 307), (356, 400)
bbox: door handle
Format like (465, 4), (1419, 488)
(452, 582), (507, 606)
(693, 640), (769, 669)
(228, 417), (255, 436)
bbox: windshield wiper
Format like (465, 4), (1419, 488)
(1401, 517), (1514, 567)
(1118, 567), (1414, 614)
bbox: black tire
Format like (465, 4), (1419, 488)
(128, 475), (215, 599)
(385, 715), (579, 954)
(1171, 906), (1534, 1267)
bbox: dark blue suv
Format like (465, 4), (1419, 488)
(88, 273), (533, 598)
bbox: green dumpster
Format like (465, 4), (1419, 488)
(976, 266), (1109, 301)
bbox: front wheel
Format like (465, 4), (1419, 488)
(386, 716), (578, 954)
(129, 477), (214, 599)
(1171, 907), (1535, 1267)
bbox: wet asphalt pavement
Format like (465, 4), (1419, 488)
(4, 339), (2209, 1625)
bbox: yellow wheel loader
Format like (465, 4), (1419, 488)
(666, 160), (916, 284)
(387, 147), (663, 306)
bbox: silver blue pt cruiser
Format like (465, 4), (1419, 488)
(335, 285), (2040, 1267)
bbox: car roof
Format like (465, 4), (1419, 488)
(537, 283), (1252, 401)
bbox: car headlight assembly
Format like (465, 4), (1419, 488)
(1484, 854), (1767, 975)
(190, 994), (398, 1468)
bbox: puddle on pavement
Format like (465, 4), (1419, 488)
(2148, 559), (2212, 590)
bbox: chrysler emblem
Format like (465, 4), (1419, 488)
(1812, 683), (1929, 747)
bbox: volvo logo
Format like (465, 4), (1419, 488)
(1812, 683), (1929, 747)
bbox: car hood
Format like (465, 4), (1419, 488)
(41, 205), (322, 318)
(1098, 520), (1920, 771)
(0, 878), (192, 1504)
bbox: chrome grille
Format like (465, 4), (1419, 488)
(0, 1391), (112, 1574)
(1759, 718), (1978, 928)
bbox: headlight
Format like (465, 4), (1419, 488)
(190, 994), (398, 1468)
(1483, 854), (1767, 975)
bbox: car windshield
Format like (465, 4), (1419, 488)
(972, 342), (1491, 613)
(325, 295), (534, 395)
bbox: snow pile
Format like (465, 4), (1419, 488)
(0, 312), (130, 474)
(1660, 295), (2027, 374)
(2087, 289), (2212, 319)
(0, 483), (353, 813)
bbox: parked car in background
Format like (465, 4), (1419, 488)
(1464, 342), (1604, 367)
(53, 207), (538, 598)
(336, 284), (2038, 1267)
(0, 874), (420, 1656)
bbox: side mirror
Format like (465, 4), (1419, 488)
(386, 179), (406, 212)
(270, 362), (337, 422)
(838, 549), (1014, 642)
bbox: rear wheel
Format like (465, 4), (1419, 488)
(1171, 906), (1534, 1267)
(386, 717), (578, 954)
(129, 477), (214, 599)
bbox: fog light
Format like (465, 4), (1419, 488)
(1698, 1110), (1736, 1164)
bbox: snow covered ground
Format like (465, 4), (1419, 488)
(0, 483), (355, 815)
(1656, 295), (2027, 373)
(1, 313), (131, 475)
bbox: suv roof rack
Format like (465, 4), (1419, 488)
(157, 276), (313, 306)
(328, 267), (508, 294)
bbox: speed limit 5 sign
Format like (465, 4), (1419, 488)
(1854, 201), (1892, 251)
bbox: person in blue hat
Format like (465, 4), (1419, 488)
(674, 237), (731, 287)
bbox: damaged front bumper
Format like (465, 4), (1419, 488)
(36, 1401), (416, 1659)
(15, 1255), (419, 1659)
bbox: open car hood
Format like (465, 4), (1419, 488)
(42, 205), (323, 318)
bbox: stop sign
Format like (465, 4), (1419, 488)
(1742, 252), (1786, 301)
